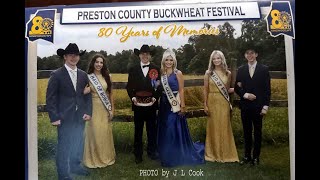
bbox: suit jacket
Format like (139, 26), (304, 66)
(234, 63), (271, 110)
(46, 66), (92, 123)
(126, 63), (161, 111)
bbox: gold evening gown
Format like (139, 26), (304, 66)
(205, 72), (239, 162)
(83, 74), (116, 168)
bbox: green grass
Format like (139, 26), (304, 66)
(39, 144), (290, 180)
(38, 107), (289, 179)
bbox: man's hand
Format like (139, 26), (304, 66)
(51, 120), (61, 126)
(260, 108), (268, 116)
(132, 97), (138, 105)
(245, 93), (256, 101)
(151, 97), (156, 105)
(83, 114), (91, 121)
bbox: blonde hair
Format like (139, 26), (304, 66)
(207, 50), (228, 74)
(160, 49), (178, 75)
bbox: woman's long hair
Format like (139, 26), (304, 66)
(207, 50), (228, 75)
(160, 49), (178, 75)
(87, 53), (112, 93)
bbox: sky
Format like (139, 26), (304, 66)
(36, 13), (243, 58)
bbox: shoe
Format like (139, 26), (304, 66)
(58, 175), (73, 180)
(148, 152), (159, 160)
(71, 167), (90, 176)
(135, 156), (143, 164)
(251, 158), (260, 166)
(239, 157), (252, 165)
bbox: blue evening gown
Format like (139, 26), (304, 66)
(157, 73), (205, 167)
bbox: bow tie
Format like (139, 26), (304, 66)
(142, 64), (150, 68)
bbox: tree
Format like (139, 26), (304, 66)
(237, 20), (286, 70)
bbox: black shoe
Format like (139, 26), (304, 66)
(251, 158), (260, 166)
(148, 153), (159, 160)
(58, 175), (73, 180)
(135, 156), (143, 164)
(71, 167), (90, 176)
(239, 157), (252, 165)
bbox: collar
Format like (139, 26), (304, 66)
(248, 61), (257, 69)
(140, 62), (150, 67)
(65, 64), (77, 72)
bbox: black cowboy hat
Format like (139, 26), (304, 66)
(134, 44), (155, 56)
(240, 42), (261, 54)
(57, 43), (86, 57)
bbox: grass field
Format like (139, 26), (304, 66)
(38, 107), (290, 179)
(37, 74), (288, 107)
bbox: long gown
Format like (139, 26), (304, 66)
(205, 72), (239, 162)
(157, 73), (205, 167)
(83, 74), (116, 168)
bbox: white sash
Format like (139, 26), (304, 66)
(161, 74), (181, 113)
(88, 73), (112, 114)
(210, 71), (233, 110)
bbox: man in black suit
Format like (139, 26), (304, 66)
(234, 46), (271, 166)
(126, 44), (161, 164)
(46, 43), (92, 180)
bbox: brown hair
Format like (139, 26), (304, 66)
(87, 53), (112, 93)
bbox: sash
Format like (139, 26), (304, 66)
(161, 74), (181, 113)
(88, 73), (112, 115)
(210, 71), (233, 110)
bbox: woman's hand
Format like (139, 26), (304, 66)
(228, 88), (234, 94)
(204, 105), (209, 115)
(109, 110), (114, 121)
(83, 84), (91, 94)
(178, 106), (186, 117)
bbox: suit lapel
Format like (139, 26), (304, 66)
(245, 64), (250, 79)
(137, 65), (145, 79)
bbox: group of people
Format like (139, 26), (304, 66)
(46, 43), (270, 180)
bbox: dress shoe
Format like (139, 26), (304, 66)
(239, 157), (252, 165)
(71, 167), (90, 176)
(135, 156), (143, 164)
(251, 158), (260, 166)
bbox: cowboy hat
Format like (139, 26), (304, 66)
(57, 43), (86, 57)
(134, 44), (155, 56)
(241, 42), (261, 54)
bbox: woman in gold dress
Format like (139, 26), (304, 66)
(83, 53), (116, 168)
(203, 50), (239, 163)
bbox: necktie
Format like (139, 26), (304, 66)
(249, 66), (254, 78)
(142, 64), (150, 68)
(70, 70), (77, 91)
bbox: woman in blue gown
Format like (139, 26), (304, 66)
(157, 49), (205, 167)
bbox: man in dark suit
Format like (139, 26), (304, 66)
(234, 46), (271, 166)
(46, 43), (92, 180)
(126, 44), (161, 164)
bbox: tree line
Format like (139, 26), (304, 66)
(37, 20), (286, 74)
